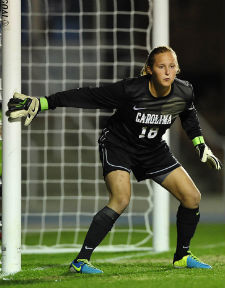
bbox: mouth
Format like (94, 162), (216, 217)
(163, 78), (170, 81)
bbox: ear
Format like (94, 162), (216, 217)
(146, 66), (152, 75)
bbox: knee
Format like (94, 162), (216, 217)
(193, 191), (201, 207)
(181, 190), (201, 209)
(111, 194), (130, 211)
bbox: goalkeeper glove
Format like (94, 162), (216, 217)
(7, 92), (48, 126)
(192, 136), (222, 170)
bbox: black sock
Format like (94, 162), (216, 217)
(175, 204), (200, 261)
(75, 206), (120, 261)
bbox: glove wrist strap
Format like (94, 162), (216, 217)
(192, 136), (205, 147)
(40, 97), (49, 111)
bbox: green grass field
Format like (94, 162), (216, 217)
(0, 224), (225, 288)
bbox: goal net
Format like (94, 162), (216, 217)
(21, 0), (154, 253)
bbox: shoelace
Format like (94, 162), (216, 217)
(187, 251), (201, 263)
(77, 259), (96, 269)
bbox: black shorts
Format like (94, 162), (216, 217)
(98, 131), (180, 184)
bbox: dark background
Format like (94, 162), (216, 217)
(169, 0), (224, 197)
(170, 0), (224, 134)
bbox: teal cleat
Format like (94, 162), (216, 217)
(173, 251), (212, 269)
(69, 259), (103, 274)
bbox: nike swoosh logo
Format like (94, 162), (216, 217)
(72, 263), (81, 272)
(133, 105), (147, 111)
(182, 246), (189, 249)
(85, 246), (93, 250)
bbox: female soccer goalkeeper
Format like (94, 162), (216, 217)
(7, 46), (222, 274)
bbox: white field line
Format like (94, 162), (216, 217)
(96, 241), (225, 263)
(198, 242), (225, 249)
(96, 250), (158, 263)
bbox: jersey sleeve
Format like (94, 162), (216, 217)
(46, 80), (127, 110)
(179, 89), (202, 140)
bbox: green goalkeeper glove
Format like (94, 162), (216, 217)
(7, 92), (48, 126)
(192, 136), (222, 170)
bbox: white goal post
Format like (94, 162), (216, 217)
(152, 0), (170, 253)
(1, 0), (170, 274)
(1, 0), (22, 275)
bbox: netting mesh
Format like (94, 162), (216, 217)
(21, 0), (154, 252)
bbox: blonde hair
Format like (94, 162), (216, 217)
(141, 46), (180, 76)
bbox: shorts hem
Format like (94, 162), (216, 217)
(135, 163), (181, 182)
(103, 167), (131, 179)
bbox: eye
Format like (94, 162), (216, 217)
(170, 64), (176, 69)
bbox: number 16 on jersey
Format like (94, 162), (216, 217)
(139, 127), (159, 139)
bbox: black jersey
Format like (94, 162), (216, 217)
(46, 75), (202, 150)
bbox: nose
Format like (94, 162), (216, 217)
(165, 67), (170, 75)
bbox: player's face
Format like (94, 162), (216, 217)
(148, 52), (178, 88)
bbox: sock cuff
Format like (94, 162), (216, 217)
(177, 205), (199, 215)
(93, 206), (120, 229)
(177, 205), (200, 224)
(101, 206), (120, 222)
